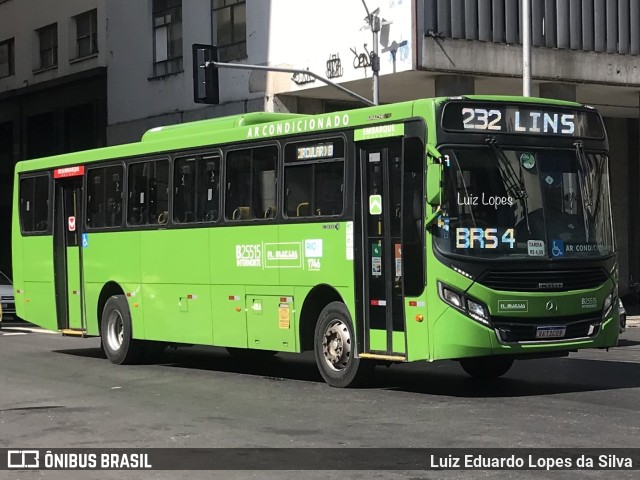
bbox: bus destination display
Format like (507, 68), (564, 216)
(441, 103), (604, 138)
(296, 142), (334, 160)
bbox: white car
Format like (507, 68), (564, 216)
(0, 271), (15, 328)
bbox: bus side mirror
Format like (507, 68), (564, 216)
(426, 162), (442, 206)
(192, 44), (219, 104)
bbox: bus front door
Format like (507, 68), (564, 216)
(53, 177), (85, 333)
(358, 140), (407, 357)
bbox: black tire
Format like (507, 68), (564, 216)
(459, 356), (514, 379)
(100, 295), (145, 365)
(226, 347), (278, 360)
(314, 301), (374, 388)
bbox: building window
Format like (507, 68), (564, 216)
(37, 23), (58, 70)
(152, 0), (182, 76)
(75, 9), (98, 58)
(213, 0), (246, 62)
(0, 38), (14, 78)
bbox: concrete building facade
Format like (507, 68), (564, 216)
(1, 0), (639, 296)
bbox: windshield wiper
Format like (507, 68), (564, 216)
(486, 137), (531, 234)
(574, 140), (595, 242)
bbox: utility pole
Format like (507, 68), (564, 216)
(522, 0), (531, 96)
(361, 0), (381, 105)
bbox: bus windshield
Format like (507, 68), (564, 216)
(434, 146), (615, 260)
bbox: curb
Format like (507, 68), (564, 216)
(626, 317), (640, 328)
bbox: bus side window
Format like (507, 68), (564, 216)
(314, 161), (344, 216)
(284, 138), (344, 218)
(285, 165), (310, 217)
(149, 160), (169, 225)
(225, 146), (277, 221)
(87, 165), (123, 229)
(225, 150), (252, 220)
(253, 148), (277, 219)
(106, 167), (123, 227)
(19, 175), (50, 233)
(173, 157), (196, 223)
(197, 155), (220, 222)
(128, 163), (145, 225)
(87, 169), (105, 228)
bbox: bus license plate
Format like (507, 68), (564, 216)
(535, 326), (566, 339)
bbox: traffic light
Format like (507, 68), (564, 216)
(192, 44), (219, 104)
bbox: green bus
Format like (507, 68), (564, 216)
(12, 95), (618, 387)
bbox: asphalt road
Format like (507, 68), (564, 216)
(1, 325), (640, 480)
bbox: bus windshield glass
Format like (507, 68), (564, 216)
(433, 146), (615, 260)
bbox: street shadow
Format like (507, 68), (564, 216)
(54, 347), (106, 360)
(617, 338), (640, 347)
(378, 357), (640, 397)
(53, 346), (640, 398)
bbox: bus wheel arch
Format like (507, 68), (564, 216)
(298, 284), (343, 352)
(97, 283), (145, 365)
(313, 301), (374, 387)
(97, 281), (125, 334)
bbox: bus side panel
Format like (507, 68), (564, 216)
(140, 229), (212, 344)
(210, 225), (279, 287)
(83, 231), (142, 336)
(11, 201), (26, 321)
(245, 287), (297, 352)
(22, 236), (56, 331)
(277, 223), (353, 292)
(211, 285), (247, 348)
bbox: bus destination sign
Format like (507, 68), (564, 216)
(296, 142), (335, 160)
(441, 103), (604, 139)
(54, 165), (85, 178)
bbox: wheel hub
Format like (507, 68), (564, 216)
(106, 310), (124, 352)
(322, 320), (351, 371)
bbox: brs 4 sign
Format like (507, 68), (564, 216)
(456, 228), (515, 249)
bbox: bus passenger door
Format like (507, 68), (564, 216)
(53, 177), (85, 332)
(357, 140), (407, 357)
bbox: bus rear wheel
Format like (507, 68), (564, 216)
(314, 302), (373, 388)
(459, 356), (514, 379)
(101, 295), (145, 365)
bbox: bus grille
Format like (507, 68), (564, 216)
(477, 268), (609, 292)
(492, 312), (602, 343)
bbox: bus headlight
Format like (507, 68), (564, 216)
(603, 290), (615, 318)
(467, 299), (489, 325)
(438, 282), (491, 326)
(442, 286), (463, 308)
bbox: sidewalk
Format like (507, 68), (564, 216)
(627, 315), (640, 328)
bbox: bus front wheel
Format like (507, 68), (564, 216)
(101, 295), (145, 365)
(459, 356), (514, 379)
(314, 302), (373, 388)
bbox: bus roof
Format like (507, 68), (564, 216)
(15, 95), (589, 173)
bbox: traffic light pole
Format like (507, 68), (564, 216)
(206, 61), (376, 107)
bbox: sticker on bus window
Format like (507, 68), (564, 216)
(551, 239), (565, 257)
(527, 240), (545, 256)
(520, 152), (535, 169)
(394, 244), (402, 277)
(369, 195), (382, 215)
(372, 257), (382, 277)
